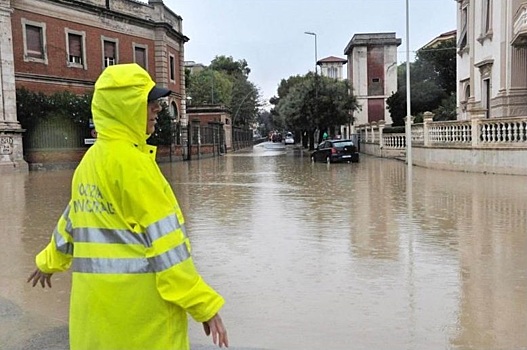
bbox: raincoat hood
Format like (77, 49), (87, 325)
(92, 63), (155, 145)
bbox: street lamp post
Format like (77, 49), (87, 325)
(304, 31), (318, 74)
(405, 0), (413, 166)
(305, 31), (319, 148)
(231, 90), (253, 151)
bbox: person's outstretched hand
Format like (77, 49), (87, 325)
(27, 269), (53, 288)
(203, 313), (228, 348)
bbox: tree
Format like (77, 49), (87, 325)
(209, 55), (251, 77)
(185, 69), (233, 106)
(186, 55), (261, 128)
(387, 37), (457, 124)
(275, 73), (358, 150)
(416, 38), (457, 94)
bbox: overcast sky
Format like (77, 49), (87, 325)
(165, 0), (457, 108)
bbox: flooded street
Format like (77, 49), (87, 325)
(1, 143), (526, 349)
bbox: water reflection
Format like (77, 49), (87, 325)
(1, 148), (526, 349)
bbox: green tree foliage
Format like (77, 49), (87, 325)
(230, 77), (259, 127)
(186, 69), (233, 106)
(416, 38), (457, 94)
(256, 110), (273, 137)
(433, 92), (457, 121)
(186, 55), (261, 128)
(387, 37), (457, 125)
(16, 87), (92, 129)
(274, 73), (358, 149)
(209, 55), (251, 77)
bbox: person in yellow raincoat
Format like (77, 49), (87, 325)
(27, 63), (228, 349)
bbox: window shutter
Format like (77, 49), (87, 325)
(104, 41), (115, 58)
(69, 34), (82, 57)
(135, 47), (146, 68)
(26, 25), (43, 57)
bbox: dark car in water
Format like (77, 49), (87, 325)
(311, 139), (359, 163)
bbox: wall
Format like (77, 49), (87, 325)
(12, 0), (185, 102)
(412, 146), (527, 176)
(358, 115), (527, 176)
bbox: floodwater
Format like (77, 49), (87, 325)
(1, 142), (526, 350)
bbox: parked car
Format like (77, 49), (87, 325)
(271, 132), (282, 142)
(311, 139), (359, 163)
(284, 133), (295, 145)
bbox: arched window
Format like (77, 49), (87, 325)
(464, 84), (470, 101)
(170, 101), (178, 120)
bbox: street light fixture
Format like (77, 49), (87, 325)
(304, 31), (318, 74)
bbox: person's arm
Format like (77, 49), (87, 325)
(203, 313), (229, 348)
(123, 162), (227, 340)
(27, 269), (53, 288)
(27, 204), (74, 288)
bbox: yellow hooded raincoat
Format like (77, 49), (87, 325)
(35, 63), (224, 350)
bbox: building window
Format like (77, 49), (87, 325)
(66, 30), (86, 68)
(458, 5), (468, 50)
(482, 0), (492, 34)
(170, 101), (178, 119)
(26, 25), (44, 58)
(464, 84), (471, 101)
(169, 54), (176, 81)
(329, 67), (338, 79)
(22, 19), (47, 63)
(483, 79), (491, 118)
(102, 39), (117, 67)
(134, 45), (147, 69)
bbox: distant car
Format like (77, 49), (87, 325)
(284, 135), (295, 145)
(271, 132), (282, 142)
(311, 139), (359, 163)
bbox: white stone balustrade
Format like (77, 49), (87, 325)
(428, 120), (472, 145)
(477, 117), (527, 146)
(382, 134), (406, 149)
(358, 115), (527, 149)
(356, 114), (527, 175)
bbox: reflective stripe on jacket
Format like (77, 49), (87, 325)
(35, 64), (224, 350)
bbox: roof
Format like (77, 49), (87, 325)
(421, 30), (457, 49)
(344, 32), (402, 55)
(317, 56), (347, 65)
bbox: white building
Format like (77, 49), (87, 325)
(317, 56), (347, 80)
(456, 0), (527, 120)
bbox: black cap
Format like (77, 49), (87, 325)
(148, 86), (172, 102)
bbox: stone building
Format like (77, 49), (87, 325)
(344, 33), (401, 126)
(1, 0), (189, 172)
(456, 0), (527, 120)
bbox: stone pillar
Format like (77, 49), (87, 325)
(0, 4), (28, 173)
(470, 109), (486, 147)
(423, 111), (434, 147)
(370, 122), (376, 143)
(378, 120), (385, 148)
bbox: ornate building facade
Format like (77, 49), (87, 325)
(457, 0), (527, 120)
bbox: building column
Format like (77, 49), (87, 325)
(0, 3), (28, 173)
